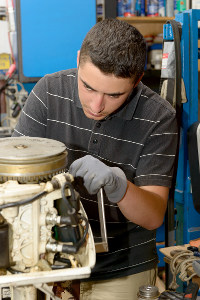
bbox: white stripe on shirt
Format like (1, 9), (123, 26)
(32, 90), (48, 109)
(48, 118), (144, 147)
(135, 173), (172, 179)
(65, 146), (137, 170)
(140, 153), (175, 158)
(22, 109), (47, 127)
(47, 91), (74, 102)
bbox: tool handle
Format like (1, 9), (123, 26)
(183, 282), (199, 300)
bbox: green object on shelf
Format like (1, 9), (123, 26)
(177, 0), (186, 12)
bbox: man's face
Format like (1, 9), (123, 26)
(77, 61), (135, 120)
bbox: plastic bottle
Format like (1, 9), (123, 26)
(166, 0), (174, 16)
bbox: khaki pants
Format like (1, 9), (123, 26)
(80, 268), (157, 300)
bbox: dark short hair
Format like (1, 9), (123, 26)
(79, 18), (147, 82)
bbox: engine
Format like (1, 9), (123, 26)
(0, 137), (96, 300)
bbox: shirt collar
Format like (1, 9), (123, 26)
(73, 69), (143, 120)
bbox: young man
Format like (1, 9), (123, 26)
(12, 19), (178, 299)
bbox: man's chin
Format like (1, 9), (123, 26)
(84, 110), (106, 120)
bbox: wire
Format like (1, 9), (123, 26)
(61, 181), (76, 215)
(54, 253), (71, 265)
(0, 77), (14, 93)
(169, 249), (200, 290)
(76, 214), (89, 248)
(7, 267), (24, 274)
(0, 190), (47, 211)
(59, 180), (89, 253)
(51, 265), (68, 270)
(52, 253), (72, 269)
(61, 214), (89, 254)
(3, 91), (16, 100)
(0, 115), (12, 126)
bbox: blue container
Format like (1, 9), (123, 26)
(147, 0), (159, 16)
(125, 0), (136, 14)
(159, 0), (166, 16)
(117, 0), (124, 16)
(141, 0), (146, 16)
(135, 0), (141, 15)
(174, 0), (179, 14)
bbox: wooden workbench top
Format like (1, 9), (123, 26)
(159, 244), (200, 286)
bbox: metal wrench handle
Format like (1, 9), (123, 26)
(95, 188), (109, 253)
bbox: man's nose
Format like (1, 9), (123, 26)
(90, 94), (105, 113)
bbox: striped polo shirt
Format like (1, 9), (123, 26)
(12, 69), (178, 280)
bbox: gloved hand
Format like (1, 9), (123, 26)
(69, 155), (127, 203)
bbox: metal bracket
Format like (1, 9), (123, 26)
(95, 188), (109, 253)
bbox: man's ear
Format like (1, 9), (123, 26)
(134, 72), (144, 88)
(77, 50), (80, 68)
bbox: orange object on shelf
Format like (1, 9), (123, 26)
(190, 238), (200, 248)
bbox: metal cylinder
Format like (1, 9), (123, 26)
(137, 285), (160, 300)
(0, 137), (68, 183)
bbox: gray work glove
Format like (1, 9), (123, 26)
(69, 155), (127, 203)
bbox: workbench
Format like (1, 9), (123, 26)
(160, 245), (200, 287)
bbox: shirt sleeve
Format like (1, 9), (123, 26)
(12, 77), (48, 137)
(134, 109), (178, 188)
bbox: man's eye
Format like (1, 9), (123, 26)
(84, 84), (92, 91)
(109, 95), (120, 99)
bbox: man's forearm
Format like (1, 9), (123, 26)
(117, 181), (169, 230)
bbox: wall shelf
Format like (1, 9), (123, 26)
(117, 16), (174, 36)
(118, 16), (174, 22)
